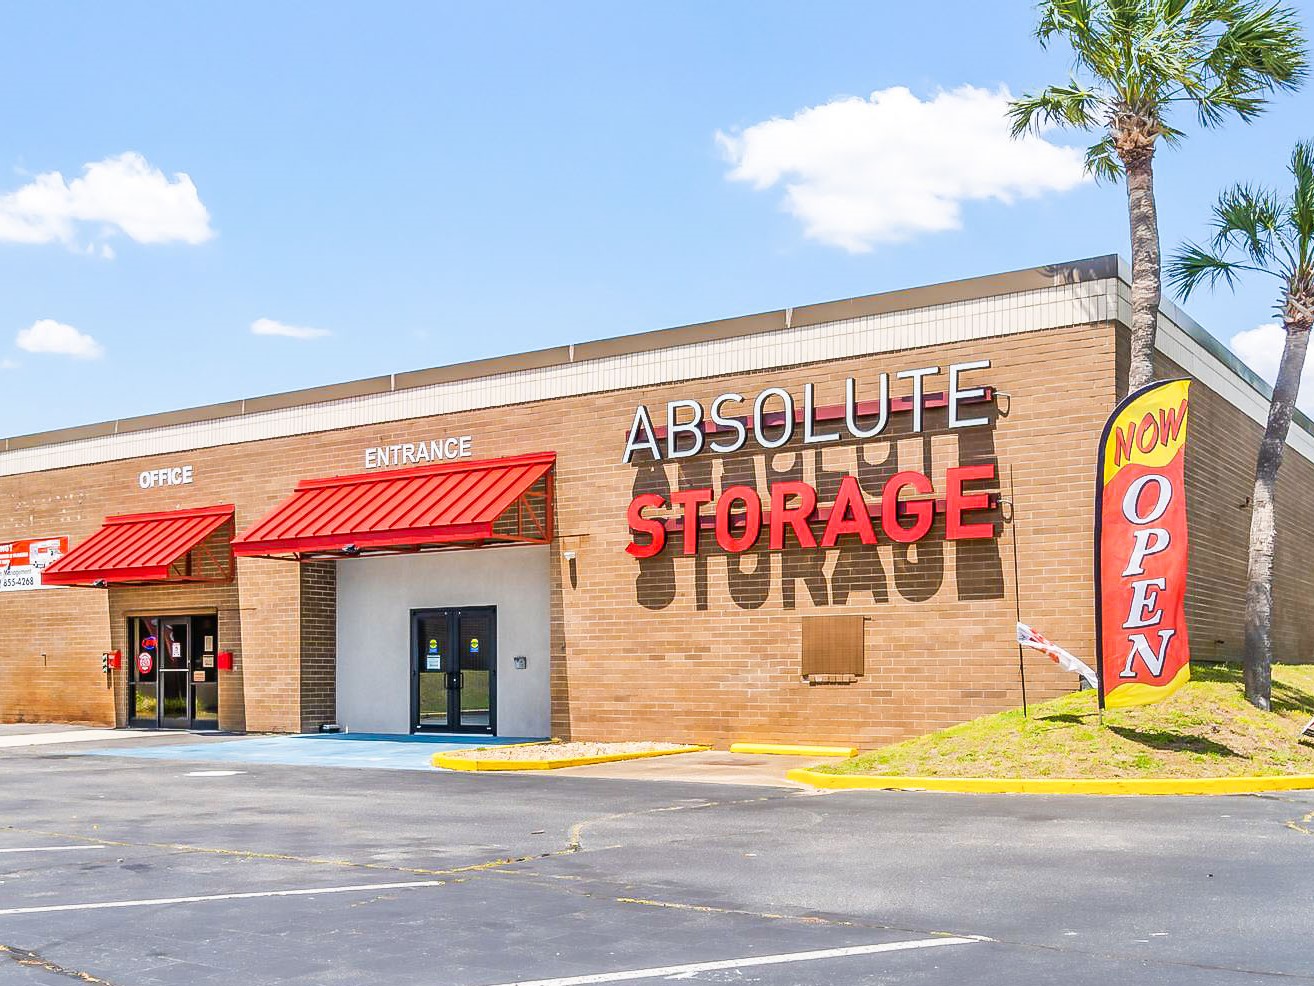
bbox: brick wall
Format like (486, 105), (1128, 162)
(299, 561), (337, 731)
(551, 323), (1115, 746)
(5, 317), (1306, 745)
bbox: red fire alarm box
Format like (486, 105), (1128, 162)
(216, 651), (234, 671)
(107, 650), (122, 670)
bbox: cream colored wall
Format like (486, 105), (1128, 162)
(334, 545), (550, 736)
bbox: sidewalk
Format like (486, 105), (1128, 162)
(0, 724), (155, 748)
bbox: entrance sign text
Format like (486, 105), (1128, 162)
(365, 436), (472, 469)
(0, 535), (68, 592)
(1095, 379), (1192, 709)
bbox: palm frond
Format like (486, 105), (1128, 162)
(1037, 0), (1106, 60)
(1288, 140), (1314, 271)
(1211, 183), (1282, 263)
(1158, 119), (1188, 146)
(1203, 0), (1309, 95)
(1166, 242), (1255, 298)
(1084, 135), (1123, 181)
(1007, 82), (1105, 137)
(1193, 83), (1266, 126)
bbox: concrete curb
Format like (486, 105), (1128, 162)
(785, 768), (1314, 796)
(433, 745), (710, 772)
(730, 743), (857, 758)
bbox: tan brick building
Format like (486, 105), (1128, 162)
(1, 256), (1310, 747)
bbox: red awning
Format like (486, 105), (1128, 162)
(233, 451), (554, 560)
(41, 504), (235, 587)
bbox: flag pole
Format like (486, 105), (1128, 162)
(1008, 465), (1028, 719)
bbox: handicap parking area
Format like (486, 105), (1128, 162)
(80, 731), (536, 772)
(2, 733), (1312, 985)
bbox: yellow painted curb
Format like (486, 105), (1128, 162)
(433, 745), (710, 772)
(730, 743), (857, 758)
(786, 768), (1314, 796)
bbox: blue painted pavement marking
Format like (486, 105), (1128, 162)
(80, 733), (539, 771)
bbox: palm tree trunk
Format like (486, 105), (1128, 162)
(1125, 154), (1161, 391)
(1244, 321), (1311, 710)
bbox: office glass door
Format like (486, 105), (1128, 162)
(128, 614), (219, 730)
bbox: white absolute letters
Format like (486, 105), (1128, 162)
(802, 384), (840, 445)
(753, 388), (794, 450)
(622, 406), (661, 464)
(708, 394), (747, 454)
(666, 399), (705, 459)
(948, 359), (991, 429)
(618, 359), (994, 462)
(896, 366), (939, 434)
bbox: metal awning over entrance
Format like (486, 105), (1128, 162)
(41, 504), (236, 588)
(232, 451), (554, 561)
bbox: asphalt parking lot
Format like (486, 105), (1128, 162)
(1, 733), (1312, 985)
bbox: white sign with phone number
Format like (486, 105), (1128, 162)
(0, 536), (68, 592)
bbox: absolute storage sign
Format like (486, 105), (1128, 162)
(622, 360), (998, 558)
(0, 535), (68, 592)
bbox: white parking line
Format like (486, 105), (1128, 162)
(481, 936), (987, 986)
(0, 879), (447, 916)
(0, 846), (107, 855)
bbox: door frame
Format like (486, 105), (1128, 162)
(410, 606), (497, 735)
(126, 612), (220, 731)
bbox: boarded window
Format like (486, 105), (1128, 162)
(801, 615), (865, 680)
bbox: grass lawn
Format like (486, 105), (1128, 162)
(817, 663), (1314, 779)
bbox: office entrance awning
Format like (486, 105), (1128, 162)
(41, 504), (236, 588)
(232, 451), (554, 561)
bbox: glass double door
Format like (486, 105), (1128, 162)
(413, 607), (496, 734)
(128, 614), (219, 730)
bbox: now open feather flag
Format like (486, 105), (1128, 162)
(1016, 622), (1097, 689)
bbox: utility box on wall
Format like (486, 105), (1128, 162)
(800, 616), (865, 683)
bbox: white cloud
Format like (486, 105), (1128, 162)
(251, 317), (330, 340)
(15, 319), (104, 359)
(716, 85), (1089, 252)
(1231, 322), (1314, 413)
(0, 358), (17, 370)
(0, 152), (213, 251)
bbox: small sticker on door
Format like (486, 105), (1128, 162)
(428, 638), (439, 654)
(171, 642), (182, 659)
(425, 655), (442, 671)
(469, 637), (480, 654)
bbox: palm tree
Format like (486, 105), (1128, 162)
(1168, 140), (1314, 710)
(1009, 0), (1306, 391)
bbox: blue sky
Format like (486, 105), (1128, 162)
(2, 1), (1312, 435)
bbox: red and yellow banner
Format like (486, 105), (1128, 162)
(1096, 379), (1191, 709)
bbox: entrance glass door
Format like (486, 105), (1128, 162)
(412, 606), (496, 734)
(415, 610), (451, 730)
(128, 614), (220, 730)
